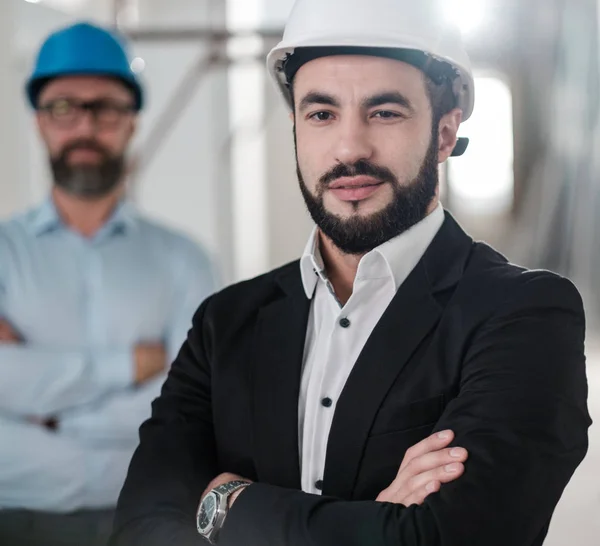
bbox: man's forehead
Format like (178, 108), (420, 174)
(39, 76), (133, 101)
(293, 54), (427, 97)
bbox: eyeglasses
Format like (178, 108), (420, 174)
(38, 98), (136, 129)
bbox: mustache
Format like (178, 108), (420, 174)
(319, 159), (398, 187)
(58, 139), (111, 161)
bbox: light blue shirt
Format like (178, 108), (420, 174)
(0, 198), (217, 512)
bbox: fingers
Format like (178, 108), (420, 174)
(380, 460), (466, 505)
(400, 480), (441, 507)
(0, 321), (20, 343)
(402, 446), (468, 478)
(399, 430), (455, 472)
(379, 445), (468, 505)
(403, 457), (466, 495)
(393, 447), (467, 493)
(0, 322), (12, 337)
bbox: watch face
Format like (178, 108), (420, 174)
(197, 492), (218, 535)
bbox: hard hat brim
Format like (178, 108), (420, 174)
(26, 71), (143, 111)
(267, 38), (475, 122)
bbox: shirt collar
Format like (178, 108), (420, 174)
(28, 196), (137, 238)
(300, 227), (326, 298)
(102, 199), (137, 236)
(30, 198), (62, 236)
(299, 205), (445, 299)
(365, 204), (444, 291)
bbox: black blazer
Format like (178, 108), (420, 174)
(111, 213), (591, 546)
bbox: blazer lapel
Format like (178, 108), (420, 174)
(252, 266), (310, 490)
(323, 212), (473, 499)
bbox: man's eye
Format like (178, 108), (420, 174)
(373, 111), (402, 119)
(310, 112), (333, 121)
(52, 101), (75, 116)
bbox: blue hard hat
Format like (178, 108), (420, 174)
(26, 22), (144, 111)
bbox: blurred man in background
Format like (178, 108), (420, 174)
(0, 21), (217, 546)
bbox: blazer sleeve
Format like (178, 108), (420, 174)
(110, 297), (218, 546)
(217, 273), (591, 546)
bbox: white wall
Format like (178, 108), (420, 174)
(1, 1), (73, 217)
(129, 0), (233, 282)
(259, 0), (313, 270)
(0, 0), (22, 217)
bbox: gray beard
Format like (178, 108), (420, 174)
(52, 158), (124, 199)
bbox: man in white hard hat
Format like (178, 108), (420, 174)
(0, 22), (217, 546)
(112, 1), (590, 545)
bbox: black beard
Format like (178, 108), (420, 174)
(51, 139), (125, 199)
(296, 132), (439, 255)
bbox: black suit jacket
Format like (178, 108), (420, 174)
(111, 213), (591, 546)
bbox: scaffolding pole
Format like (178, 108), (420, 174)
(123, 28), (283, 43)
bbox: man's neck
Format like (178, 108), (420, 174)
(51, 186), (123, 238)
(317, 199), (441, 305)
(318, 233), (363, 306)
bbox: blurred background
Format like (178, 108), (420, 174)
(0, 0), (598, 543)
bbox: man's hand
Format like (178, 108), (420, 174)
(376, 430), (468, 506)
(134, 343), (167, 384)
(0, 319), (21, 343)
(202, 473), (253, 508)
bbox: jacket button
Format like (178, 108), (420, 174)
(315, 480), (324, 491)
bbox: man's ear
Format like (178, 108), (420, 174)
(437, 108), (463, 163)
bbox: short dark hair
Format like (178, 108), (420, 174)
(425, 76), (457, 125)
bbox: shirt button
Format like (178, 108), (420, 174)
(321, 397), (333, 408)
(339, 317), (351, 328)
(315, 480), (324, 491)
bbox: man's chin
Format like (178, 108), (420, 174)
(323, 201), (391, 220)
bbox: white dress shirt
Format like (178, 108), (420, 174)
(298, 205), (445, 494)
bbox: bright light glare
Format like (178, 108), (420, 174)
(130, 57), (146, 74)
(448, 76), (514, 214)
(24, 0), (42, 4)
(442, 0), (487, 35)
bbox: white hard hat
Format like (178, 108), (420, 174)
(267, 0), (475, 122)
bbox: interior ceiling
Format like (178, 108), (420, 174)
(25, 0), (523, 67)
(33, 0), (520, 28)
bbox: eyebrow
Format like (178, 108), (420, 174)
(297, 90), (415, 114)
(362, 92), (414, 112)
(298, 92), (341, 113)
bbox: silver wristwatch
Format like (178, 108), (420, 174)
(196, 480), (250, 544)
